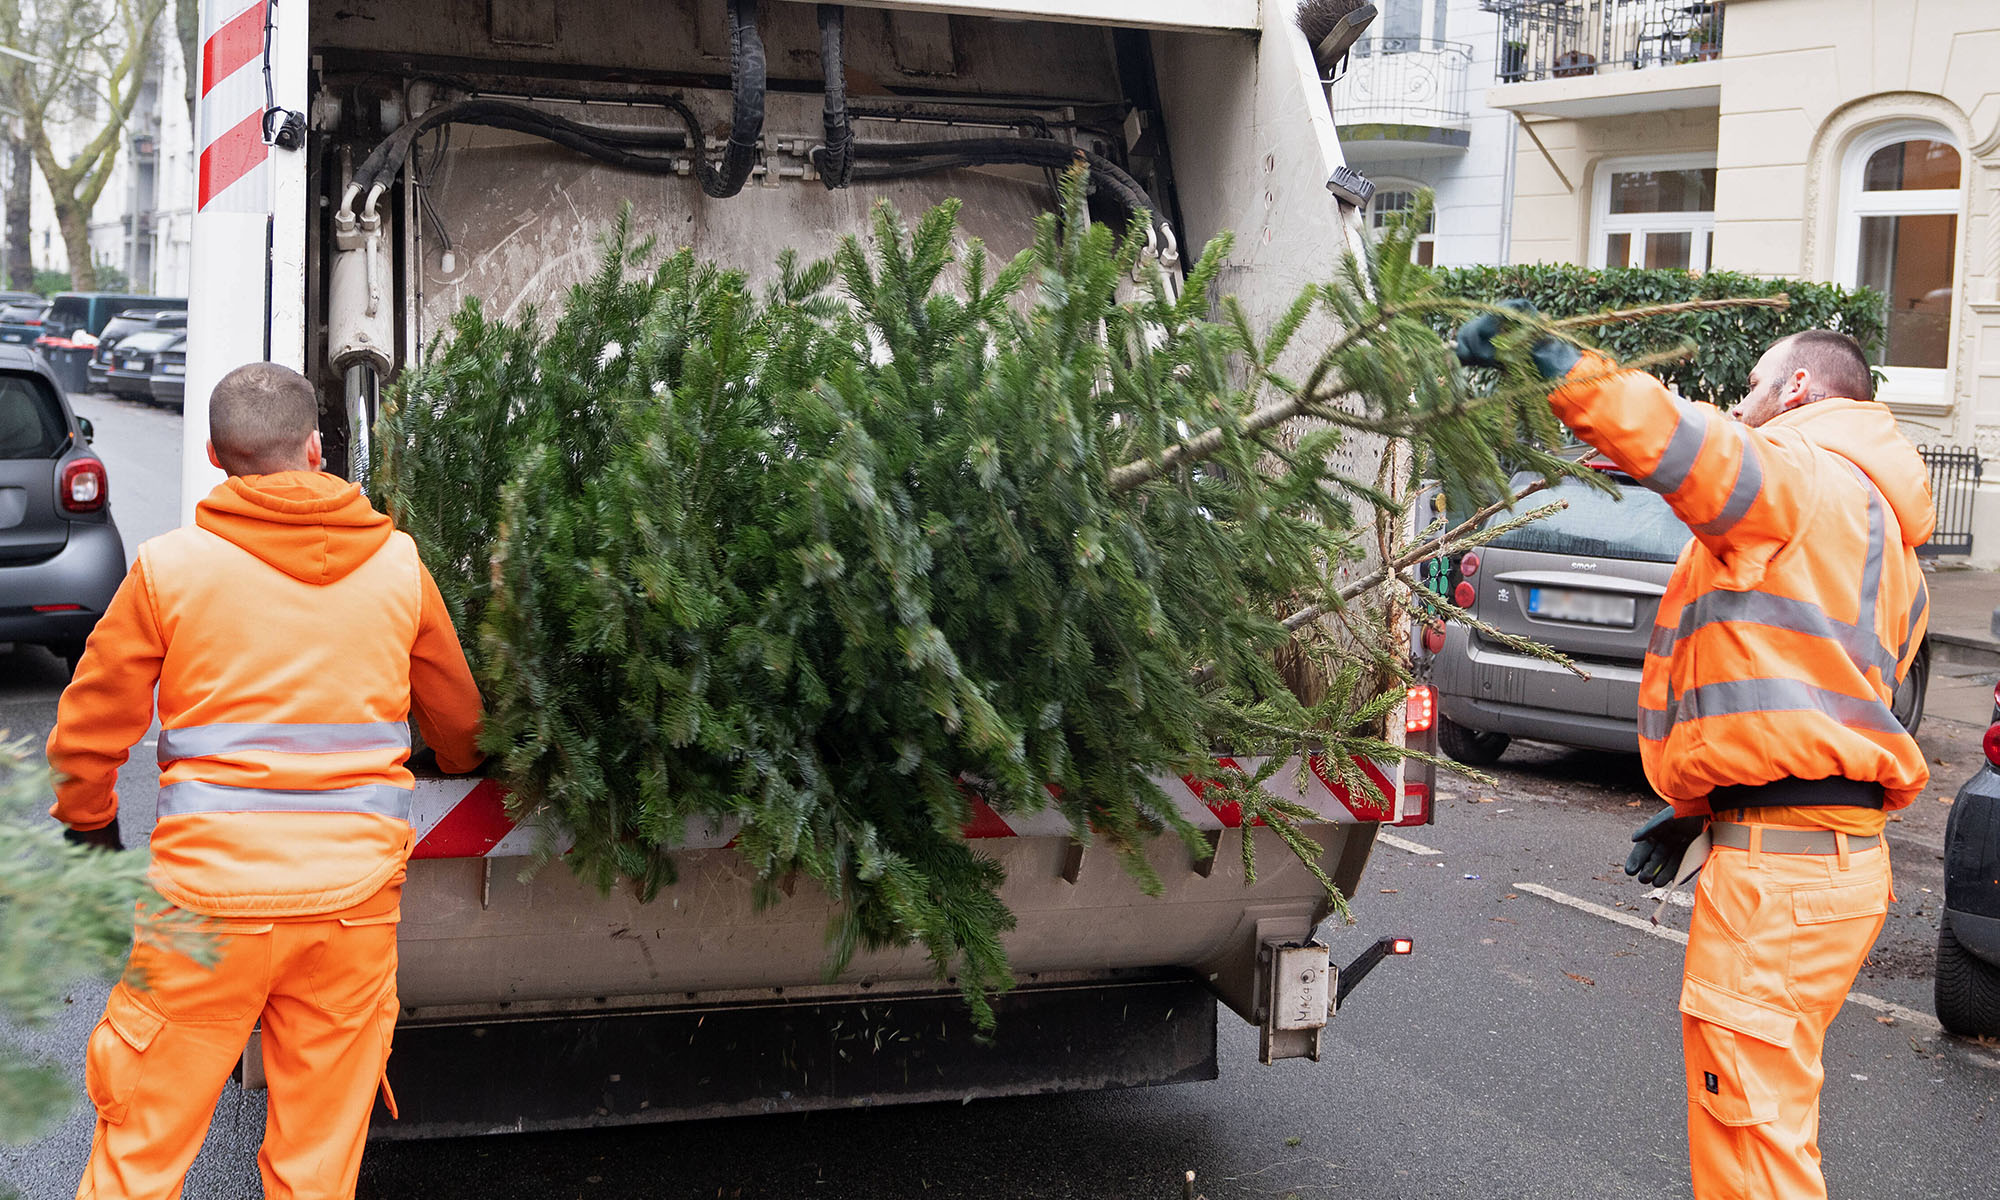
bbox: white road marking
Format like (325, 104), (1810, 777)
(1378, 831), (1443, 857)
(1512, 881), (1948, 1036)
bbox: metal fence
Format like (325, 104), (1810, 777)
(1919, 445), (1983, 558)
(1483, 0), (1725, 84)
(1326, 37), (1473, 130)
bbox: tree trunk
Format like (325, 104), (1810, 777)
(175, 0), (197, 128)
(6, 139), (31, 292)
(53, 200), (95, 292)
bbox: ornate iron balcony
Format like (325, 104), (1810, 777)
(1482, 0), (1724, 84)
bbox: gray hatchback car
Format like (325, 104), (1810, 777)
(1428, 468), (1928, 765)
(0, 345), (124, 670)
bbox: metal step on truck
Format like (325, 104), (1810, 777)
(186, 0), (1437, 1138)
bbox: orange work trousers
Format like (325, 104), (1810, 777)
(75, 895), (401, 1200)
(1680, 830), (1890, 1200)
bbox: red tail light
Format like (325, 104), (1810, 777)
(1405, 684), (1435, 734)
(1422, 622), (1446, 654)
(32, 604), (82, 612)
(1458, 551), (1480, 577)
(61, 457), (106, 513)
(1984, 723), (2000, 770)
(25, 317), (41, 326)
(1452, 580), (1475, 608)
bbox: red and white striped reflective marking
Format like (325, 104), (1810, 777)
(409, 755), (1406, 860)
(197, 0), (271, 212)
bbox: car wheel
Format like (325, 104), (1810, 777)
(1439, 715), (1509, 766)
(1936, 918), (2000, 1038)
(1892, 641), (1929, 735)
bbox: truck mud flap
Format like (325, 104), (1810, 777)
(368, 974), (1215, 1139)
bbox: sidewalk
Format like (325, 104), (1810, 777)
(1921, 562), (1999, 727)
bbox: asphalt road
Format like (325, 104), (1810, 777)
(4, 397), (1997, 1199)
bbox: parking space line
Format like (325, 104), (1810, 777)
(1377, 831), (1443, 856)
(1512, 881), (1946, 1035)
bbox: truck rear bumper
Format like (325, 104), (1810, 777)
(364, 975), (1215, 1139)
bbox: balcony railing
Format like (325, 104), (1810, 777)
(1327, 37), (1473, 133)
(1482, 0), (1724, 84)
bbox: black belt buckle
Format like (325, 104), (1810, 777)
(1709, 777), (1885, 811)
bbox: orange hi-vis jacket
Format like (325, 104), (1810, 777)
(47, 471), (484, 918)
(1547, 354), (1933, 817)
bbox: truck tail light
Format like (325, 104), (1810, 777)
(1458, 551), (1479, 577)
(1984, 723), (2000, 770)
(61, 458), (106, 513)
(1422, 621), (1445, 654)
(1405, 685), (1435, 735)
(1390, 937), (1413, 955)
(1452, 580), (1475, 608)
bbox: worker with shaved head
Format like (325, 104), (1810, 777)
(47, 362), (485, 1198)
(1455, 311), (1932, 1200)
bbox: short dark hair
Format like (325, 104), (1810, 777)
(210, 363), (318, 475)
(1772, 330), (1874, 403)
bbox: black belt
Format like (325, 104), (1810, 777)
(1708, 777), (1885, 811)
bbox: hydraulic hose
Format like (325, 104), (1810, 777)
(710, 0), (766, 199)
(849, 137), (1157, 223)
(812, 5), (854, 189)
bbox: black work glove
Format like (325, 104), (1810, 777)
(1624, 806), (1705, 887)
(1452, 299), (1583, 380)
(64, 822), (124, 852)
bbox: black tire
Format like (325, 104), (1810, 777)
(1439, 714), (1509, 766)
(1936, 918), (2000, 1038)
(1892, 641), (1928, 735)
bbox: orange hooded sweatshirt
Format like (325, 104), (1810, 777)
(47, 472), (484, 917)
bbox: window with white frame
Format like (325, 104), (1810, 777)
(1368, 188), (1436, 266)
(1590, 155), (1716, 272)
(1834, 121), (1962, 399)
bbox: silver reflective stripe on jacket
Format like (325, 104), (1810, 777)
(1637, 678), (1904, 742)
(157, 780), (414, 821)
(1638, 409), (1707, 496)
(1645, 589), (1899, 681)
(1691, 422), (1764, 538)
(157, 721), (410, 762)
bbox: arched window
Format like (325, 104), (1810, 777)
(1835, 121), (1963, 398)
(1368, 188), (1436, 265)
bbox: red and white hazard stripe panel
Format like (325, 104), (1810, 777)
(198, 0), (272, 213)
(409, 755), (1412, 860)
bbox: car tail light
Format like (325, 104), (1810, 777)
(1984, 723), (2000, 770)
(25, 317), (41, 326)
(61, 458), (106, 513)
(1452, 580), (1475, 608)
(32, 604), (82, 613)
(1458, 551), (1479, 577)
(1405, 684), (1435, 734)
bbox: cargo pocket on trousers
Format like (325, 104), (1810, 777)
(1680, 975), (1795, 1127)
(84, 986), (165, 1126)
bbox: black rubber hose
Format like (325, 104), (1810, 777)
(706, 0), (766, 199)
(811, 5), (854, 190)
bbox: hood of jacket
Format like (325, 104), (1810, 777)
(1771, 397), (1937, 548)
(194, 472), (394, 585)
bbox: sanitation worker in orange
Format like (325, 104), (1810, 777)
(47, 362), (485, 1199)
(1455, 312), (1930, 1200)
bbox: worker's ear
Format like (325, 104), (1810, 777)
(205, 440), (221, 471)
(305, 429), (324, 472)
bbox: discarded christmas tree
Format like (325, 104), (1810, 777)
(380, 180), (1646, 1022)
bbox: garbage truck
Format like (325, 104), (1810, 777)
(186, 0), (1437, 1138)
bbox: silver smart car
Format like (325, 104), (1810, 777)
(0, 345), (125, 671)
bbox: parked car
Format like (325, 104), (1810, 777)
(100, 328), (184, 401)
(1427, 468), (1930, 764)
(0, 344), (125, 672)
(1938, 648), (2000, 1037)
(0, 298), (49, 346)
(148, 333), (186, 409)
(87, 309), (187, 392)
(36, 293), (185, 394)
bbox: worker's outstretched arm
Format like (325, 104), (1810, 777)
(1546, 353), (1811, 561)
(410, 565), (485, 774)
(46, 556), (167, 831)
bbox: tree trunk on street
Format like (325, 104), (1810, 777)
(53, 200), (96, 292)
(6, 139), (31, 292)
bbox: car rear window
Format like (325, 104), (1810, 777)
(46, 297), (86, 331)
(116, 330), (179, 353)
(0, 376), (66, 458)
(1484, 475), (1692, 564)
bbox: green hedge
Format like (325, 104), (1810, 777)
(1426, 264), (1886, 409)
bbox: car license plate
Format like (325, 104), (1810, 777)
(123, 357), (144, 370)
(1527, 586), (1635, 627)
(2, 334), (19, 342)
